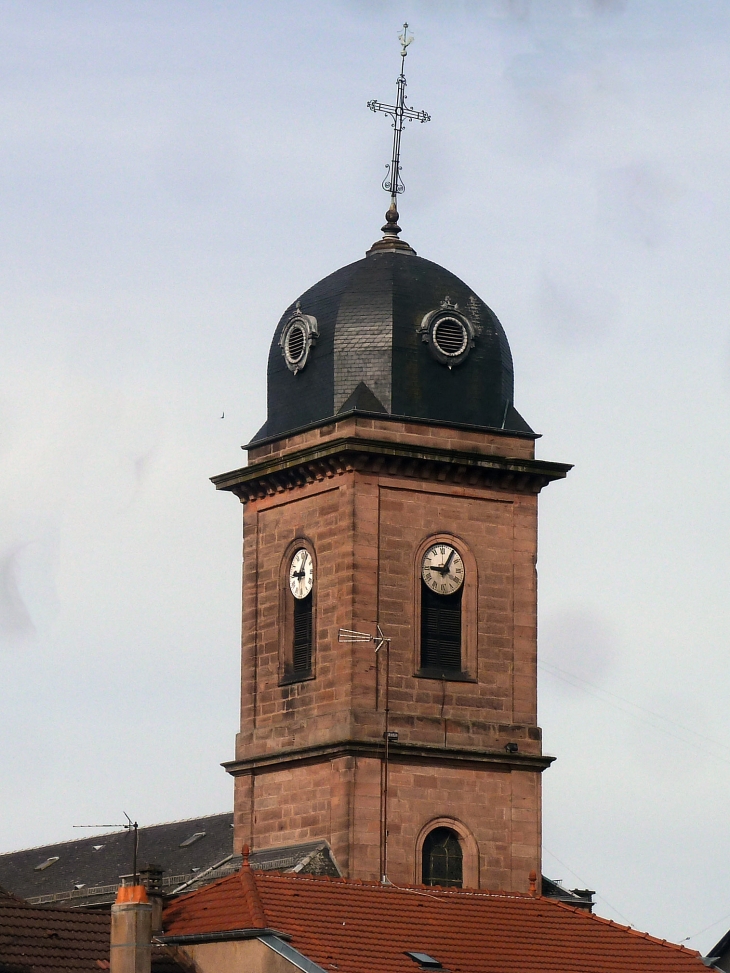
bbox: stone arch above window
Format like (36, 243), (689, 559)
(415, 817), (479, 889)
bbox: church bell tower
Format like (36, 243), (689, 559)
(213, 28), (570, 893)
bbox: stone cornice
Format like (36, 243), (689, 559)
(211, 436), (572, 502)
(222, 739), (556, 775)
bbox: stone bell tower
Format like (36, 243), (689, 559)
(213, 211), (570, 891)
(215, 19), (568, 896)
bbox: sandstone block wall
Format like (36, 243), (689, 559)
(232, 416), (545, 891)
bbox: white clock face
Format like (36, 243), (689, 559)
(289, 548), (314, 599)
(421, 543), (464, 596)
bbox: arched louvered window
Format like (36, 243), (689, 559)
(292, 591), (313, 677)
(420, 582), (462, 675)
(422, 828), (463, 888)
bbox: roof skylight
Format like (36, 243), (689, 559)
(405, 953), (443, 970)
(179, 831), (206, 848)
(34, 857), (60, 871)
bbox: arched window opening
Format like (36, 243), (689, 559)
(420, 583), (462, 674)
(422, 827), (463, 888)
(292, 592), (313, 677)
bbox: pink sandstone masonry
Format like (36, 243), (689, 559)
(219, 415), (566, 893)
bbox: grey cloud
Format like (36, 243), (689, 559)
(0, 544), (35, 645)
(536, 272), (616, 345)
(540, 607), (618, 689)
(590, 0), (627, 15)
(133, 445), (159, 487)
(598, 163), (682, 248)
(487, 0), (626, 21)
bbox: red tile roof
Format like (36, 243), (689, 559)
(0, 886), (110, 973)
(0, 886), (186, 973)
(162, 866), (707, 973)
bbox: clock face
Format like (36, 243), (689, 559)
(289, 548), (314, 599)
(421, 543), (464, 596)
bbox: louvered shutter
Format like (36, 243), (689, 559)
(420, 583), (462, 673)
(292, 593), (313, 674)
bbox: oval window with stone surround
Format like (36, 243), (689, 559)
(279, 305), (319, 374)
(433, 317), (468, 357)
(417, 300), (477, 369)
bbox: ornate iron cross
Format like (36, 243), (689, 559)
(368, 23), (431, 211)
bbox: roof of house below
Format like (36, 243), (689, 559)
(160, 865), (708, 973)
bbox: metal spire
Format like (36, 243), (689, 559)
(367, 24), (430, 252)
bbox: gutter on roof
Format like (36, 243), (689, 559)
(260, 934), (329, 973)
(157, 928), (291, 945)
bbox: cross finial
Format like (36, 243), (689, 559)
(367, 24), (430, 253)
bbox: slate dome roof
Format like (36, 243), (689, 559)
(254, 238), (533, 444)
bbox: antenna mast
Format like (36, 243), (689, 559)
(339, 625), (394, 884)
(73, 813), (139, 884)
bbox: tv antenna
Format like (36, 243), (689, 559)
(73, 812), (139, 884)
(368, 23), (430, 246)
(339, 625), (395, 884)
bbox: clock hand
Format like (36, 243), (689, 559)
(432, 551), (454, 574)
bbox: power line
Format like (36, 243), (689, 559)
(540, 660), (730, 752)
(538, 661), (730, 766)
(542, 846), (634, 928)
(681, 909), (730, 943)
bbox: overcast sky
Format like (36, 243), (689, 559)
(1, 0), (729, 956)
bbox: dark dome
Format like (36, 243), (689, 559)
(254, 247), (533, 444)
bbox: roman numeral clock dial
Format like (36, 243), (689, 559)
(289, 549), (314, 599)
(421, 544), (464, 595)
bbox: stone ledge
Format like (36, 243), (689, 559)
(222, 739), (556, 776)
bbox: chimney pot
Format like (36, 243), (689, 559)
(139, 865), (164, 933)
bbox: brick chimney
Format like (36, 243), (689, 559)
(110, 884), (152, 973)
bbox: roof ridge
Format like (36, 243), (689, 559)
(241, 846), (267, 928)
(0, 811), (234, 856)
(541, 896), (702, 956)
(256, 871), (535, 899)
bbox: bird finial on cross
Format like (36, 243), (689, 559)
(367, 24), (430, 252)
(399, 22), (414, 58)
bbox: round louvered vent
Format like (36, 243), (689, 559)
(433, 317), (468, 357)
(286, 324), (306, 364)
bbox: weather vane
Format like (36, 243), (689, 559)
(367, 24), (430, 249)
